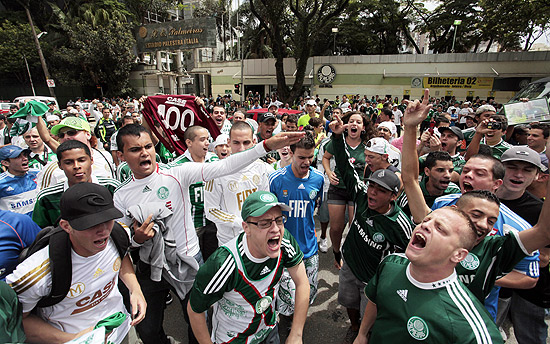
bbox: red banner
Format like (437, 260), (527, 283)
(141, 95), (221, 155)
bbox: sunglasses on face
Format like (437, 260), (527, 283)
(57, 129), (79, 138)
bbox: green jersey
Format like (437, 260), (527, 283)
(189, 230), (303, 344)
(156, 142), (176, 164)
(28, 148), (56, 171)
(396, 178), (460, 219)
(480, 138), (512, 160)
(32, 176), (120, 228)
(170, 152), (218, 229)
(456, 231), (528, 302)
(0, 281), (25, 343)
(460, 127), (477, 152)
(325, 137), (366, 190)
(332, 134), (414, 283)
(366, 254), (502, 344)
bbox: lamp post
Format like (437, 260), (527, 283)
(24, 6), (56, 99)
(332, 27), (338, 55)
(451, 19), (462, 53)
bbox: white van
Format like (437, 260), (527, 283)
(13, 96), (59, 110)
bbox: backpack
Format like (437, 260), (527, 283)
(18, 222), (130, 308)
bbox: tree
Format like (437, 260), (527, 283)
(249, 0), (348, 104)
(0, 19), (44, 84)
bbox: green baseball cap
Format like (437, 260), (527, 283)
(241, 191), (292, 220)
(51, 117), (91, 135)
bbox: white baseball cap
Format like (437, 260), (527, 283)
(365, 137), (391, 156)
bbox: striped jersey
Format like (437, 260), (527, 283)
(188, 230), (303, 344)
(204, 159), (273, 245)
(114, 143), (269, 258)
(170, 151), (218, 229)
(366, 254), (502, 344)
(6, 240), (131, 343)
(36, 148), (114, 190)
(332, 134), (414, 283)
(269, 165), (324, 259)
(0, 170), (39, 216)
(32, 176), (121, 228)
(432, 192), (539, 319)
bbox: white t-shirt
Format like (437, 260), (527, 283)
(37, 148), (114, 190)
(204, 160), (274, 245)
(6, 241), (130, 344)
(392, 109), (403, 126)
(114, 143), (268, 257)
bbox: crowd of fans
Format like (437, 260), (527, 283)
(0, 89), (549, 344)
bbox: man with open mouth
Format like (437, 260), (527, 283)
(354, 207), (502, 344)
(188, 191), (309, 344)
(0, 145), (39, 216)
(7, 182), (146, 344)
(401, 89), (543, 322)
(328, 114), (414, 344)
(113, 124), (303, 344)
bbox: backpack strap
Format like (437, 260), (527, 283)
(110, 222), (130, 259)
(37, 228), (72, 308)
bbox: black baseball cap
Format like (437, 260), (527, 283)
(259, 112), (276, 123)
(439, 126), (464, 140)
(60, 183), (122, 230)
(366, 169), (401, 194)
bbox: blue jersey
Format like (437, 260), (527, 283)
(0, 170), (39, 216)
(269, 165), (324, 259)
(432, 193), (539, 319)
(0, 209), (41, 279)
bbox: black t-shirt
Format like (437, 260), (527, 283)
(501, 192), (550, 306)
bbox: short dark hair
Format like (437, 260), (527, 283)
(457, 189), (501, 208)
(290, 131), (316, 153)
(122, 115), (134, 124)
(116, 124), (150, 152)
(424, 151), (452, 170)
(286, 114), (299, 125)
(183, 125), (207, 142)
(468, 154), (505, 180)
(380, 108), (392, 118)
(529, 123), (550, 138)
(230, 120), (254, 138)
(309, 117), (323, 127)
(441, 206), (478, 250)
(434, 116), (450, 126)
(56, 140), (91, 161)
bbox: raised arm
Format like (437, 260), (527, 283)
(402, 89), (433, 223)
(36, 117), (59, 152)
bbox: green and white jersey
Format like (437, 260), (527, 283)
(170, 151), (219, 229)
(366, 254), (502, 344)
(32, 176), (121, 228)
(397, 178), (460, 219)
(332, 134), (414, 283)
(460, 127), (477, 152)
(325, 137), (366, 190)
(115, 162), (132, 183)
(189, 231), (303, 344)
(480, 137), (512, 160)
(456, 230), (529, 302)
(28, 147), (56, 171)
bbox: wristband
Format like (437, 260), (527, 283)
(333, 250), (342, 262)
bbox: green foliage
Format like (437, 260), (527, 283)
(49, 20), (136, 96)
(0, 19), (44, 82)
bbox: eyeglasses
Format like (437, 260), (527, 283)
(247, 215), (287, 230)
(57, 129), (79, 138)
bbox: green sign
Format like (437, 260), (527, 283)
(136, 18), (217, 52)
(225, 89), (233, 94)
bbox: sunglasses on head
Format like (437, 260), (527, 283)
(57, 129), (79, 138)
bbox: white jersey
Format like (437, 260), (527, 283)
(114, 143), (269, 257)
(204, 160), (274, 245)
(220, 120), (232, 135)
(6, 241), (130, 344)
(37, 148), (115, 190)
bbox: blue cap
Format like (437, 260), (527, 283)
(0, 145), (29, 161)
